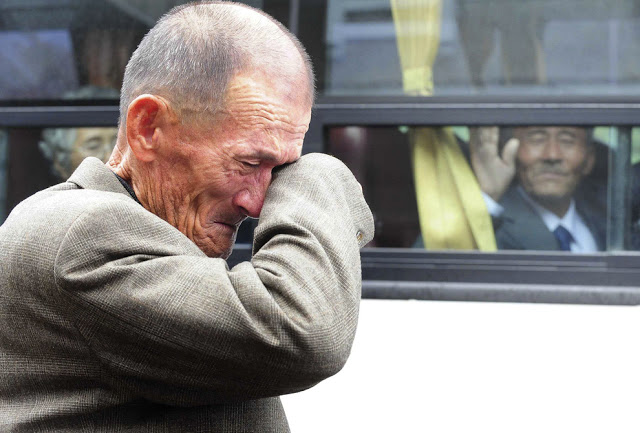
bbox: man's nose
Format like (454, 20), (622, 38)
(541, 140), (561, 160)
(233, 172), (271, 218)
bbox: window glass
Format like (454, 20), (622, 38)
(325, 125), (640, 253)
(3, 123), (636, 254)
(300, 0), (640, 97)
(0, 0), (269, 102)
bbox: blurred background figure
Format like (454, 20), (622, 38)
(456, 0), (546, 87)
(39, 127), (117, 180)
(38, 86), (118, 180)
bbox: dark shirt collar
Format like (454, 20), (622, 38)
(113, 172), (141, 205)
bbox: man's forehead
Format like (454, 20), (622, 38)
(223, 72), (311, 135)
(227, 71), (309, 106)
(518, 126), (586, 135)
(237, 136), (303, 161)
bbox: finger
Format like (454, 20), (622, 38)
(470, 126), (499, 152)
(477, 126), (499, 147)
(501, 138), (520, 167)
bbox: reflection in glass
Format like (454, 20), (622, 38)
(0, 30), (78, 100)
(0, 0), (264, 101)
(328, 125), (615, 252)
(457, 0), (546, 87)
(313, 0), (640, 96)
(0, 1), (146, 100)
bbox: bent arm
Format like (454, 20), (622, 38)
(54, 153), (374, 406)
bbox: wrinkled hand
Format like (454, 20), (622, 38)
(469, 126), (520, 202)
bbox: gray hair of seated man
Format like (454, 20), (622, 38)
(39, 86), (119, 178)
(38, 128), (79, 178)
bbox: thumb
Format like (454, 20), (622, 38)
(501, 138), (520, 168)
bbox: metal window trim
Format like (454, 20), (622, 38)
(312, 95), (640, 126)
(3, 95), (640, 127)
(0, 105), (119, 127)
(226, 246), (640, 305)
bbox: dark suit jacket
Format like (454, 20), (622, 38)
(0, 155), (374, 432)
(494, 186), (606, 251)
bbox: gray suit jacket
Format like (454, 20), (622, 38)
(0, 155), (374, 432)
(494, 186), (606, 251)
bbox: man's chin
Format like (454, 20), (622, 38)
(190, 224), (239, 258)
(200, 243), (234, 259)
(193, 236), (236, 259)
(525, 181), (573, 199)
(529, 189), (572, 207)
(218, 246), (234, 260)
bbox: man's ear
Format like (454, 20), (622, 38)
(125, 95), (173, 162)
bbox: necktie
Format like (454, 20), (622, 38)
(553, 225), (573, 251)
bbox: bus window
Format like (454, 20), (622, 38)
(326, 125), (639, 253)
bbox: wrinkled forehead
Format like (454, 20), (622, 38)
(224, 70), (312, 123)
(515, 126), (590, 141)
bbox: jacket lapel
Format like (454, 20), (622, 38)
(67, 157), (133, 199)
(498, 187), (560, 250)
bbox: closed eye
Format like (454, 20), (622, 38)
(242, 161), (260, 168)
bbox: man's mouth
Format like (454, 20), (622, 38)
(534, 170), (567, 179)
(214, 218), (244, 230)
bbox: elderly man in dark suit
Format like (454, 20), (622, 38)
(470, 125), (605, 252)
(0, 2), (374, 431)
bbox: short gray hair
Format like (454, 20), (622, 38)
(119, 1), (315, 127)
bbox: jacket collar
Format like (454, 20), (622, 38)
(67, 157), (135, 201)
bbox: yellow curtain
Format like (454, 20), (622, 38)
(391, 0), (496, 250)
(390, 0), (440, 95)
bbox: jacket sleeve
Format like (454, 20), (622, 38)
(54, 153), (374, 406)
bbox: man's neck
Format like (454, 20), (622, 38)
(536, 200), (570, 218)
(517, 187), (572, 218)
(113, 172), (141, 205)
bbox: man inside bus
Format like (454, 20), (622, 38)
(469, 125), (605, 251)
(0, 2), (374, 431)
(39, 126), (117, 180)
(39, 86), (120, 180)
